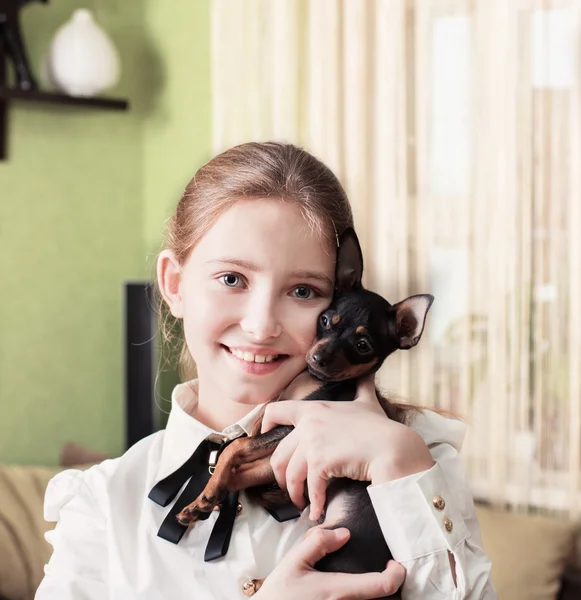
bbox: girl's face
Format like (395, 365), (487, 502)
(164, 199), (336, 406)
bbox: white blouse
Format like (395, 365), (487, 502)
(36, 380), (497, 599)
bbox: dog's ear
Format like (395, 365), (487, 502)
(391, 294), (434, 350)
(335, 227), (364, 292)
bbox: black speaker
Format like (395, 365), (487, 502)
(124, 281), (156, 449)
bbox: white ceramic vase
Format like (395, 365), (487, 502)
(49, 9), (120, 97)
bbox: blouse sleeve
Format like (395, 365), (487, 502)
(367, 441), (497, 599)
(35, 469), (109, 599)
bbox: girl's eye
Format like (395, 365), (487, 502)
(356, 339), (371, 353)
(293, 285), (314, 299)
(221, 273), (241, 287)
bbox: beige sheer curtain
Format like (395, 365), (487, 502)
(211, 0), (581, 518)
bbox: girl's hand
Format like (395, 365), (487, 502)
(255, 527), (406, 600)
(261, 376), (435, 521)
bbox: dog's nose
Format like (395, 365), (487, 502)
(312, 354), (326, 367)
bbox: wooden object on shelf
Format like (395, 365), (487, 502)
(0, 0), (47, 91)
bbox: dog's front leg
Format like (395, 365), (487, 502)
(177, 425), (292, 525)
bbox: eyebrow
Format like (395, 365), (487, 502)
(207, 258), (334, 287)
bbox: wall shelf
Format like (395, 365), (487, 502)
(0, 87), (129, 109)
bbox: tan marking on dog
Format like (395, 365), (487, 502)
(307, 338), (329, 354)
(356, 326), (367, 335)
(331, 314), (341, 325)
(229, 457), (275, 490)
(178, 435), (278, 524)
(305, 490), (349, 536)
(305, 338), (330, 365)
(339, 358), (379, 380)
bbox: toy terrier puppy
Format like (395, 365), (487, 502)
(177, 228), (433, 595)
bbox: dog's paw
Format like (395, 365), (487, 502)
(176, 493), (221, 526)
(176, 505), (201, 526)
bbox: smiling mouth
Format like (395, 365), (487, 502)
(222, 345), (288, 364)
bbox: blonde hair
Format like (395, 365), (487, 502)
(157, 141), (353, 379)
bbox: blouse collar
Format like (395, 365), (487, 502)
(155, 380), (266, 483)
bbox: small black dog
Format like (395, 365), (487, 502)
(178, 228), (433, 594)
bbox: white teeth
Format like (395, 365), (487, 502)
(229, 348), (279, 363)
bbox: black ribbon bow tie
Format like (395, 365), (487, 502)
(148, 432), (301, 562)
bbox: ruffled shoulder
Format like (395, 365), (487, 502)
(410, 409), (468, 452)
(44, 468), (93, 522)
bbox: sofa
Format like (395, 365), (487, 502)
(1, 458), (580, 600)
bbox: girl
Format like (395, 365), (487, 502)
(36, 142), (496, 599)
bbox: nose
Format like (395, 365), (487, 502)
(240, 291), (282, 340)
(311, 354), (327, 367)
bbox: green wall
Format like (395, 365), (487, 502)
(0, 0), (211, 465)
(141, 0), (212, 421)
(142, 0), (212, 253)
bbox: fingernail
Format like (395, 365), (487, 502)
(335, 528), (349, 541)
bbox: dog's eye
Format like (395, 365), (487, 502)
(320, 314), (330, 328)
(356, 339), (371, 353)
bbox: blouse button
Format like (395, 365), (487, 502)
(443, 517), (453, 532)
(242, 579), (259, 596)
(432, 495), (446, 510)
(236, 502), (243, 516)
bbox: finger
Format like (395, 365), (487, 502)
(270, 431), (299, 490)
(307, 467), (328, 522)
(294, 528), (351, 568)
(285, 446), (309, 510)
(261, 401), (302, 433)
(331, 560), (406, 599)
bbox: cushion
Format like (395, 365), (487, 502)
(59, 442), (110, 468)
(475, 503), (580, 600)
(0, 464), (63, 600)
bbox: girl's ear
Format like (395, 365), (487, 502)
(157, 250), (184, 318)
